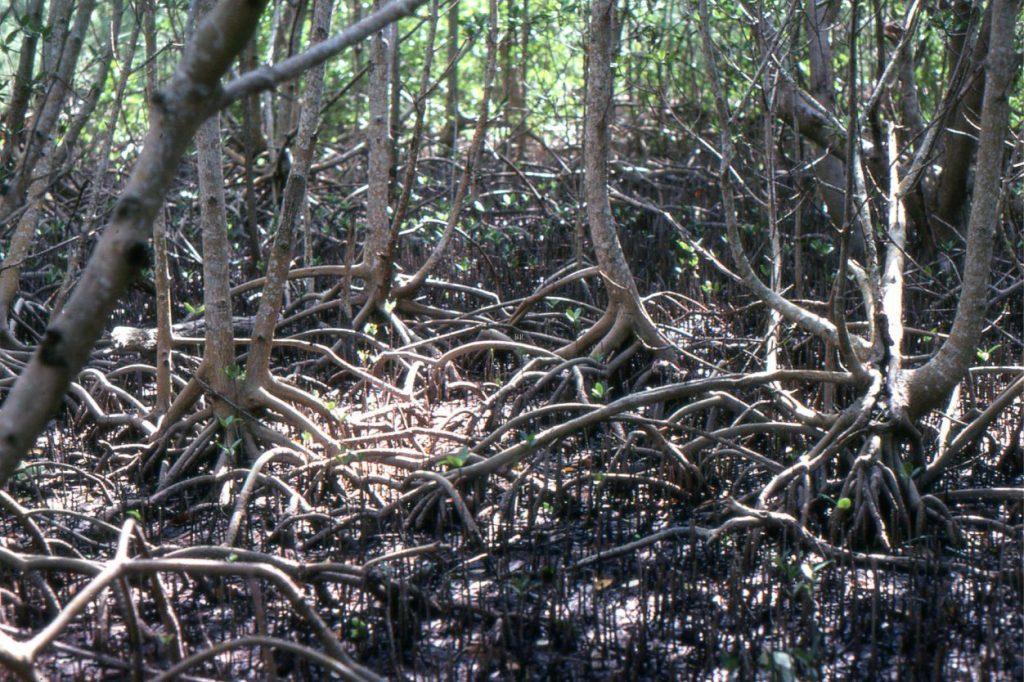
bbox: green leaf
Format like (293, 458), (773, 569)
(976, 344), (999, 362)
(347, 617), (368, 640)
(810, 238), (834, 255)
(217, 438), (242, 455)
(700, 279), (719, 294)
(510, 574), (532, 595)
(126, 509), (142, 521)
(439, 446), (470, 469)
(836, 497), (852, 511)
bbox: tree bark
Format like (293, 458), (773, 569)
(54, 1), (139, 316)
(443, 0), (460, 151)
(0, 0), (96, 219)
(144, 0), (174, 415)
(359, 3), (395, 313)
(931, 2), (991, 244)
(0, 0), (268, 485)
(0, 0), (429, 484)
(393, 0), (497, 302)
(0, 0), (44, 179)
(241, 40), (267, 275)
(196, 113), (239, 410)
(564, 0), (669, 359)
(905, 0), (1021, 417)
(0, 0), (97, 323)
(53, 0), (126, 175)
(246, 0), (334, 384)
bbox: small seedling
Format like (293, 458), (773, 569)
(675, 239), (699, 271)
(809, 238), (834, 255)
(590, 381), (608, 400)
(976, 344), (1000, 362)
(510, 575), (532, 596)
(901, 461), (924, 479)
(700, 279), (720, 295)
(439, 447), (470, 469)
(12, 463), (42, 483)
(347, 617), (369, 641)
(217, 438), (242, 457)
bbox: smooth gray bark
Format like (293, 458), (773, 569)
(904, 0), (1021, 417)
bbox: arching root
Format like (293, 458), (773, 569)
(145, 365), (347, 490)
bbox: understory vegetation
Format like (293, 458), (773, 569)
(0, 0), (1020, 678)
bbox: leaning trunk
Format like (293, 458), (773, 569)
(904, 0), (1020, 419)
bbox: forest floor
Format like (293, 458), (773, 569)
(0, 160), (1021, 680)
(6, 400), (1021, 680)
